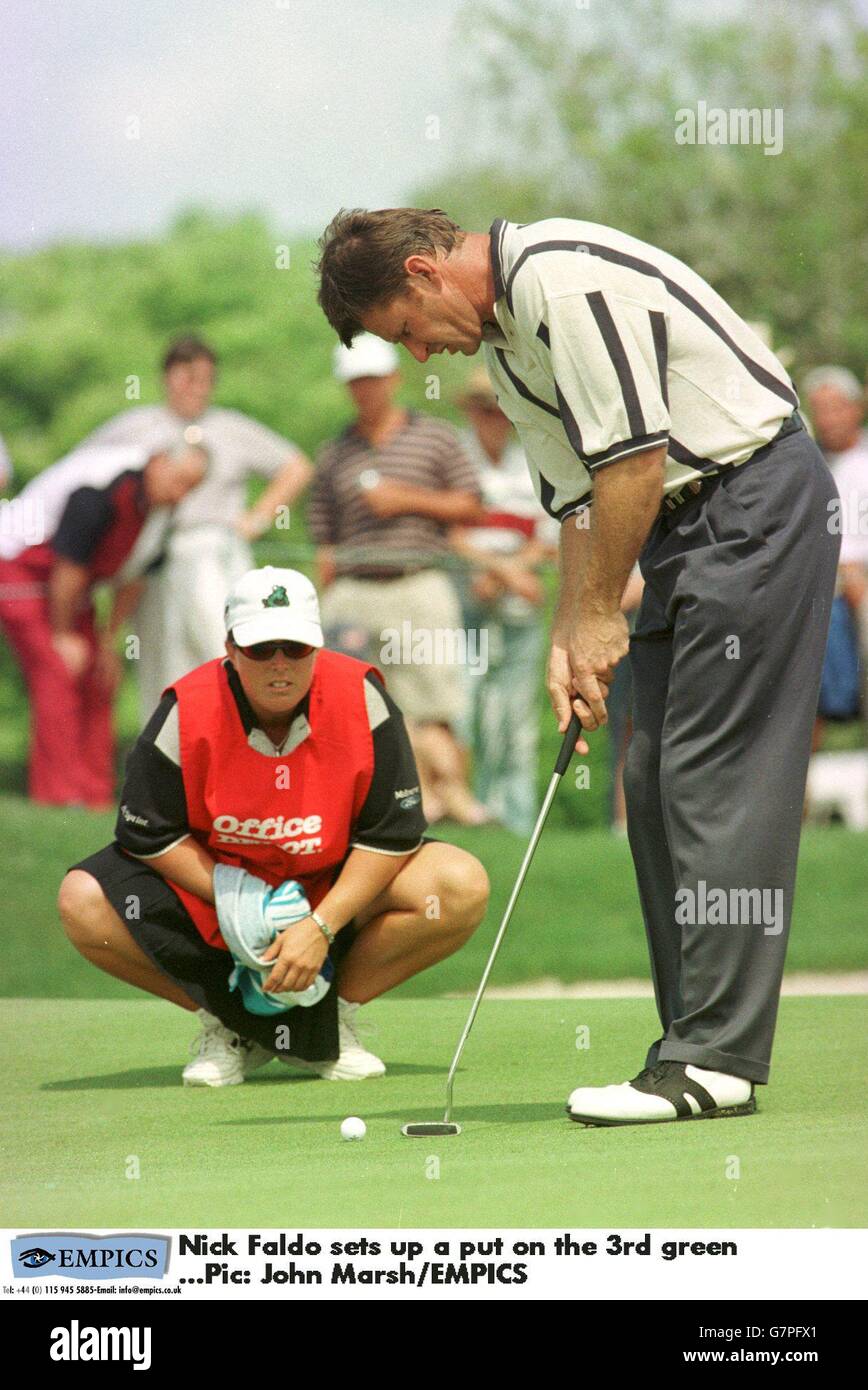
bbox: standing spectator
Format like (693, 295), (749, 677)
(803, 366), (866, 467)
(450, 367), (557, 834)
(74, 336), (312, 719)
(804, 366), (867, 736)
(308, 333), (487, 824)
(0, 444), (206, 807)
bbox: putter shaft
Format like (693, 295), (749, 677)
(442, 714), (580, 1125)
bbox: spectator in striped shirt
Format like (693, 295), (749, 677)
(308, 333), (488, 825)
(316, 206), (841, 1127)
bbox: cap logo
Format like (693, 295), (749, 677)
(262, 585), (290, 608)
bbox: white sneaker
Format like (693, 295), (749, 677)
(277, 998), (386, 1081)
(567, 1061), (755, 1126)
(182, 1009), (273, 1087)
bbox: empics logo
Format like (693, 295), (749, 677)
(50, 1320), (152, 1371)
(11, 1232), (170, 1280)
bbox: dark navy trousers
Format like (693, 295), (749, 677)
(623, 425), (840, 1083)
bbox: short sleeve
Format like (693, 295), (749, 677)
(351, 675), (427, 854)
(114, 694), (191, 857)
(543, 291), (670, 473)
(228, 413), (298, 478)
(52, 488), (114, 564)
(307, 447), (339, 544)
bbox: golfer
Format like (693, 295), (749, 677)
(58, 566), (489, 1086)
(316, 208), (840, 1125)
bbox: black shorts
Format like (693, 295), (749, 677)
(71, 843), (360, 1062)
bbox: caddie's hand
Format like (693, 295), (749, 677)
(568, 607), (628, 733)
(260, 916), (328, 995)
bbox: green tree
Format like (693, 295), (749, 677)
(419, 0), (868, 372)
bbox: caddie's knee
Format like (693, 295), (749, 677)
(57, 870), (109, 949)
(435, 851), (490, 936)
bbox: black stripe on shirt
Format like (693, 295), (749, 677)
(535, 323), (587, 459)
(649, 309), (669, 408)
(538, 472), (590, 523)
(493, 346), (560, 420)
(553, 382), (586, 459)
(585, 290), (646, 437)
(490, 218), (508, 301)
(586, 431), (670, 473)
(502, 235), (798, 408)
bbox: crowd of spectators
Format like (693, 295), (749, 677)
(1, 336), (865, 830)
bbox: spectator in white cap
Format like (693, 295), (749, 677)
(309, 331), (491, 824)
(58, 565), (489, 1087)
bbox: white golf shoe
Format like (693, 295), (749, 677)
(277, 998), (386, 1081)
(567, 1061), (756, 1126)
(182, 1009), (274, 1087)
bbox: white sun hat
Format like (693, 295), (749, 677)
(223, 567), (324, 648)
(333, 332), (400, 383)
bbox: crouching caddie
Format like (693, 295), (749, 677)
(58, 566), (489, 1085)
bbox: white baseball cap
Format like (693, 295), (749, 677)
(224, 567), (324, 648)
(333, 332), (400, 383)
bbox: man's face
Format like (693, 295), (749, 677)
(347, 373), (398, 416)
(807, 385), (863, 454)
(164, 357), (215, 420)
(362, 276), (483, 362)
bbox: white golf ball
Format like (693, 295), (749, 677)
(340, 1116), (366, 1142)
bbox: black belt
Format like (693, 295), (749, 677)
(661, 411), (804, 515)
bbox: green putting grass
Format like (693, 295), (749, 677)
(3, 996), (865, 1230)
(2, 795), (866, 999)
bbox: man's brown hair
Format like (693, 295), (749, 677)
(162, 335), (218, 373)
(316, 207), (465, 347)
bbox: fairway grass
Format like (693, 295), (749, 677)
(3, 996), (865, 1230)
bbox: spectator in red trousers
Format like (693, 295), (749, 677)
(0, 443), (206, 808)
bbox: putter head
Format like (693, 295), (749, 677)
(401, 1122), (461, 1138)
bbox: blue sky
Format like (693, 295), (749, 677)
(4, 0), (866, 251)
(1, 0), (470, 248)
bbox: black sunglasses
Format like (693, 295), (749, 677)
(234, 639), (315, 662)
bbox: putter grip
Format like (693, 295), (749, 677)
(554, 711), (582, 777)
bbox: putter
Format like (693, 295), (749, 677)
(402, 710), (582, 1137)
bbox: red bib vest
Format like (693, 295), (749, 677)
(167, 649), (380, 947)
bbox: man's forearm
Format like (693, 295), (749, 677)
(393, 485), (483, 524)
(579, 447), (665, 613)
(48, 559), (91, 633)
(245, 453), (312, 532)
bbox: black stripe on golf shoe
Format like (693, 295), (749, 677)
(630, 1062), (718, 1116)
(566, 1061), (757, 1127)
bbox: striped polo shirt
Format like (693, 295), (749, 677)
(481, 217), (798, 521)
(308, 409), (480, 578)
